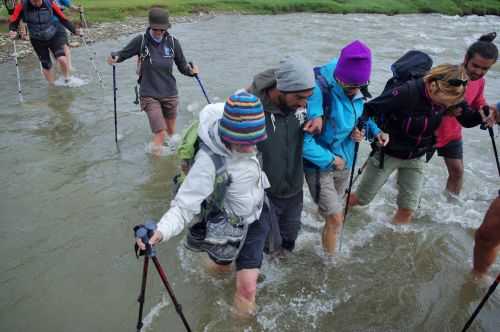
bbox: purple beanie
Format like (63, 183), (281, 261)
(334, 40), (372, 85)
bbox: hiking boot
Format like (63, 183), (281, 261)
(205, 217), (246, 245)
(184, 225), (240, 264)
(184, 221), (207, 252)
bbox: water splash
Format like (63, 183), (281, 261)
(139, 294), (170, 332)
(53, 76), (89, 88)
(144, 142), (177, 157)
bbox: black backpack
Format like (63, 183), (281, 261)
(382, 50), (433, 95)
(375, 50), (434, 165)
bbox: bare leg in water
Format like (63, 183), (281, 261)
(472, 197), (500, 279)
(443, 157), (464, 196)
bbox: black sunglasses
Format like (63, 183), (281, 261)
(151, 28), (166, 32)
(435, 76), (468, 87)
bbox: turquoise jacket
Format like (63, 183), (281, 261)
(303, 59), (381, 171)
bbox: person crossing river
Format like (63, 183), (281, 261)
(107, 7), (199, 156)
(8, 0), (81, 84)
(51, 0), (82, 73)
(436, 33), (499, 197)
(303, 40), (389, 254)
(349, 64), (489, 224)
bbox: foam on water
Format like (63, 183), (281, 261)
(139, 294), (170, 332)
(53, 76), (89, 88)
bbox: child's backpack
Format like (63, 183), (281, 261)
(172, 120), (231, 222)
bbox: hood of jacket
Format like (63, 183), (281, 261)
(197, 103), (231, 158)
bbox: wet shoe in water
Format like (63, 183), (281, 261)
(163, 134), (181, 153)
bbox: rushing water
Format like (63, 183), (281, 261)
(1, 13), (500, 332)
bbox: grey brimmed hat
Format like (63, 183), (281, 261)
(148, 7), (171, 30)
(275, 55), (315, 92)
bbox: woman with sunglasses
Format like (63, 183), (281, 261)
(107, 7), (199, 156)
(349, 64), (485, 224)
(303, 40), (389, 254)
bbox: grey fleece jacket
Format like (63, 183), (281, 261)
(111, 29), (194, 98)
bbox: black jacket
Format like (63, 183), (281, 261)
(365, 78), (482, 159)
(249, 69), (304, 199)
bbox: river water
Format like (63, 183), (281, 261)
(1, 13), (500, 332)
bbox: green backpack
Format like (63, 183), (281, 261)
(172, 120), (231, 220)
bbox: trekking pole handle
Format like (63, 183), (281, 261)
(135, 222), (157, 257)
(480, 106), (490, 130)
(356, 116), (367, 131)
(188, 61), (197, 77)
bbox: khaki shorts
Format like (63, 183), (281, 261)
(305, 168), (350, 217)
(355, 151), (426, 210)
(140, 96), (179, 133)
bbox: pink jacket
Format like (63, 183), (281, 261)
(435, 78), (486, 148)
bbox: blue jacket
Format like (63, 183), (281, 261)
(303, 59), (381, 171)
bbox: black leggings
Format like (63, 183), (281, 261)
(30, 28), (67, 70)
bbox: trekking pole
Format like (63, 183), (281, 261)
(12, 40), (23, 103)
(343, 158), (368, 199)
(462, 272), (500, 332)
(112, 65), (118, 144)
(79, 10), (104, 87)
(189, 62), (211, 104)
(134, 223), (193, 332)
(133, 85), (140, 105)
(481, 106), (500, 176)
(339, 117), (366, 252)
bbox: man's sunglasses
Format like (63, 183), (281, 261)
(151, 28), (166, 32)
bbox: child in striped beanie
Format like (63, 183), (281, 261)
(219, 91), (267, 146)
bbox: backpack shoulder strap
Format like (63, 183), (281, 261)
(406, 79), (421, 114)
(44, 0), (53, 13)
(170, 34), (175, 58)
(23, 0), (29, 16)
(199, 142), (231, 211)
(314, 66), (332, 119)
(139, 33), (148, 59)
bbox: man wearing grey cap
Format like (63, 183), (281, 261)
(230, 55), (322, 316)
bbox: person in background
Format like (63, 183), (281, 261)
(107, 7), (198, 156)
(8, 0), (80, 84)
(52, 0), (82, 72)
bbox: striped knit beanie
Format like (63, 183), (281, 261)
(219, 92), (267, 145)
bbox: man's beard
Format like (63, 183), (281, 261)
(278, 94), (296, 113)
